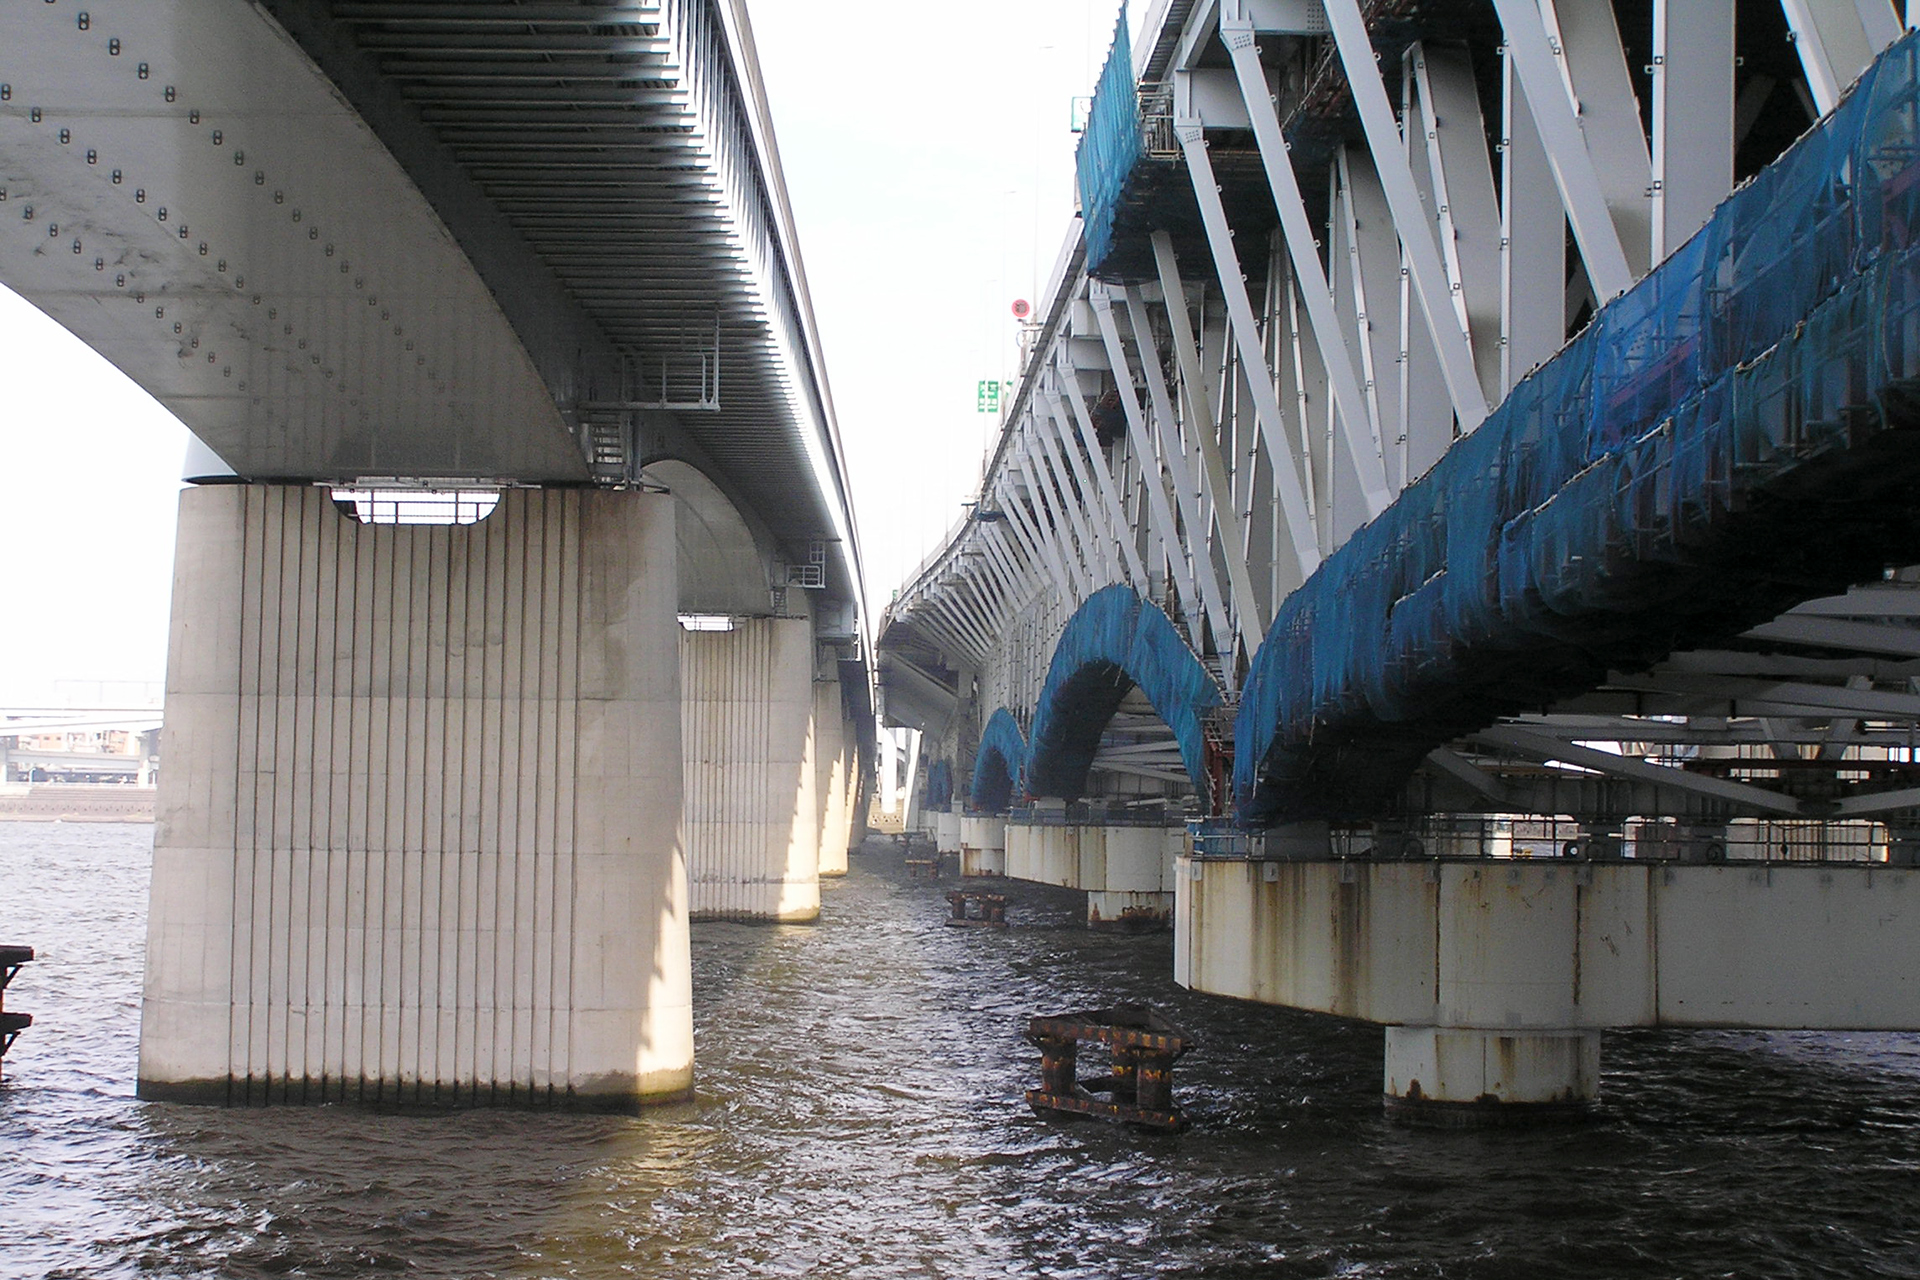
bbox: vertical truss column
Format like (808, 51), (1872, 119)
(1501, 48), (1566, 389)
(1491, 0), (1638, 300)
(1000, 467), (1080, 606)
(1032, 402), (1116, 585)
(1092, 285), (1228, 647)
(1315, 1), (1493, 431)
(1147, 236), (1268, 640)
(998, 476), (1072, 605)
(1175, 117), (1321, 584)
(1020, 431), (1096, 598)
(1651, 0), (1735, 260)
(1053, 369), (1151, 588)
(1221, 13), (1399, 504)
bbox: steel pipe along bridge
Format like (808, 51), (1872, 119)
(1, 0), (870, 1110)
(880, 0), (1920, 1121)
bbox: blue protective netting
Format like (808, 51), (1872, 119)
(925, 758), (953, 812)
(1235, 33), (1920, 826)
(1076, 8), (1140, 278)
(1026, 585), (1222, 798)
(969, 708), (1029, 813)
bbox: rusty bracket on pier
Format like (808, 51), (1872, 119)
(1024, 1004), (1194, 1132)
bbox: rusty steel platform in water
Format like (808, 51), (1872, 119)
(944, 890), (1007, 928)
(1, 944), (34, 1076)
(1024, 1004), (1193, 1132)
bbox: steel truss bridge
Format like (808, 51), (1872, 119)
(883, 0), (1920, 860)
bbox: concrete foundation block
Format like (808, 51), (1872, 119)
(1087, 890), (1174, 930)
(1384, 1026), (1600, 1123)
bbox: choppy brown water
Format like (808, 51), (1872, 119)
(6, 821), (1920, 1277)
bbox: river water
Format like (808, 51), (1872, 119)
(5, 822), (1920, 1278)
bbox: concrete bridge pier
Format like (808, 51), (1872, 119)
(681, 614), (822, 923)
(1003, 819), (1180, 928)
(1383, 1028), (1601, 1122)
(142, 484), (692, 1110)
(959, 816), (1007, 877)
(813, 676), (856, 879)
(1178, 852), (1920, 1124)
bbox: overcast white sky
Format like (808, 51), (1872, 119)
(0, 1), (1138, 704)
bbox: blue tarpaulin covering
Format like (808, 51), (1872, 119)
(969, 708), (1028, 813)
(1026, 586), (1222, 798)
(925, 758), (953, 812)
(1076, 9), (1140, 277)
(1235, 34), (1920, 826)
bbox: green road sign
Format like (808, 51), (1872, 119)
(977, 379), (1002, 414)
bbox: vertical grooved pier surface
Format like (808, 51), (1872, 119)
(680, 617), (822, 922)
(141, 485), (691, 1109)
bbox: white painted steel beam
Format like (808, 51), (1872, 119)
(1115, 286), (1237, 659)
(1176, 120), (1322, 582)
(1003, 465), (1082, 604)
(1407, 41), (1505, 404)
(1743, 616), (1920, 657)
(1054, 370), (1151, 587)
(1652, 0), (1735, 259)
(1491, 0), (1638, 299)
(1500, 49), (1567, 389)
(1149, 236), (1269, 638)
(1035, 394), (1121, 584)
(1088, 286), (1210, 639)
(1317, 2), (1493, 430)
(1471, 725), (1806, 814)
(1330, 149), (1398, 491)
(1020, 432), (1097, 598)
(1222, 14), (1403, 494)
(1783, 0), (1899, 114)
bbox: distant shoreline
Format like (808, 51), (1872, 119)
(0, 785), (155, 824)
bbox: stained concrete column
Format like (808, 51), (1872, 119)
(680, 615), (821, 921)
(1384, 1027), (1600, 1123)
(141, 485), (692, 1109)
(960, 816), (1007, 876)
